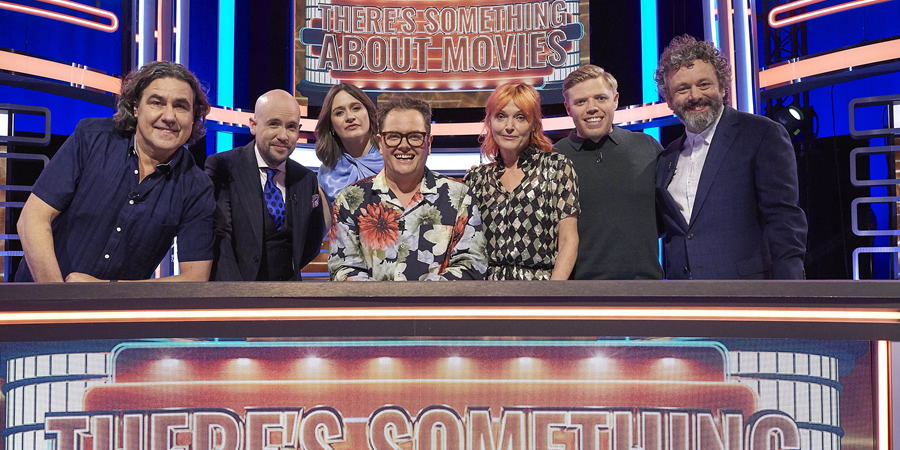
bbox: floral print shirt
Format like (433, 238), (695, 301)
(329, 169), (487, 281)
(464, 147), (580, 280)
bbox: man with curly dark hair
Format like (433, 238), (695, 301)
(654, 35), (807, 279)
(16, 61), (215, 282)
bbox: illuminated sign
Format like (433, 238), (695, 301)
(27, 341), (818, 449)
(46, 407), (801, 449)
(298, 0), (585, 92)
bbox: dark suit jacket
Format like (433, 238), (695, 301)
(656, 106), (807, 279)
(205, 141), (325, 281)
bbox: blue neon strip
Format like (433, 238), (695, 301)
(217, 0), (235, 153)
(217, 0), (234, 108)
(640, 0), (662, 266)
(640, 0), (660, 143)
(216, 131), (233, 153)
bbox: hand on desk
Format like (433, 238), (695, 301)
(65, 272), (104, 282)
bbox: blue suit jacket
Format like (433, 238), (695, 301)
(656, 106), (807, 279)
(205, 142), (325, 281)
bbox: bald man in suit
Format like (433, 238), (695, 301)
(205, 89), (327, 280)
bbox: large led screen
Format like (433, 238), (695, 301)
(0, 337), (874, 449)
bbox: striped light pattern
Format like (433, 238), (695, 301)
(731, 351), (842, 449)
(3, 353), (109, 450)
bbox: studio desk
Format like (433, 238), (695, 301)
(0, 281), (897, 450)
(0, 280), (897, 340)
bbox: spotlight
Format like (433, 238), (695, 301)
(770, 105), (804, 137)
(766, 105), (817, 146)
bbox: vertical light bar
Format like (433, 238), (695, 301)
(640, 0), (660, 143)
(174, 0), (183, 64)
(878, 340), (890, 450)
(716, 0), (738, 109)
(702, 0), (719, 47)
(290, 0), (296, 92)
(136, 0), (147, 68)
(733, 0), (754, 113)
(640, 0), (663, 268)
(217, 0), (235, 153)
(0, 111), (8, 137)
(156, 0), (163, 60)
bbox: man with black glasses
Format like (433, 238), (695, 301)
(328, 96), (487, 281)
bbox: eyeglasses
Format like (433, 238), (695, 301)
(381, 131), (427, 148)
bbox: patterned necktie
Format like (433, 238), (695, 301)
(263, 168), (285, 231)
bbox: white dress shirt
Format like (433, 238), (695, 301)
(667, 109), (723, 224)
(254, 145), (287, 201)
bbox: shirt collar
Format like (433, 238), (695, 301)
(254, 143), (288, 173)
(372, 168), (437, 197)
(128, 135), (185, 175)
(569, 126), (620, 152)
(495, 145), (539, 171)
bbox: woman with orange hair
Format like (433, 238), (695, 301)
(464, 82), (580, 280)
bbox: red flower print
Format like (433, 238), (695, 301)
(439, 214), (468, 273)
(329, 204), (340, 241)
(409, 190), (424, 208)
(358, 203), (401, 250)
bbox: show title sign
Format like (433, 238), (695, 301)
(46, 406), (801, 450)
(299, 0), (583, 90)
(38, 341), (811, 450)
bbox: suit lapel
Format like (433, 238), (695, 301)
(688, 106), (738, 225)
(658, 136), (690, 232)
(237, 142), (265, 246)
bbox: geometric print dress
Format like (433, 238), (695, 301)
(464, 146), (580, 280)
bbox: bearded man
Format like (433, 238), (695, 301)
(654, 35), (807, 279)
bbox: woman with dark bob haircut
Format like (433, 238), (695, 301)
(464, 82), (580, 280)
(315, 83), (383, 203)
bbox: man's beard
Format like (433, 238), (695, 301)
(674, 96), (724, 133)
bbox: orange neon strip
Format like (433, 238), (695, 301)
(759, 38), (900, 88)
(0, 51), (122, 93)
(1, 307), (899, 325)
(0, 0), (118, 32)
(5, 39), (894, 135)
(0, 49), (671, 133)
(769, 0), (894, 28)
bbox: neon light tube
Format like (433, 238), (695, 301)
(769, 0), (894, 28)
(0, 0), (118, 32)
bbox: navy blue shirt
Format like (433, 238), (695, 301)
(15, 118), (215, 281)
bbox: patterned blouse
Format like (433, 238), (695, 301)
(463, 147), (580, 280)
(329, 169), (487, 281)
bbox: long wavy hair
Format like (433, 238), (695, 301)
(112, 61), (210, 145)
(480, 82), (552, 162)
(654, 34), (732, 103)
(315, 83), (378, 168)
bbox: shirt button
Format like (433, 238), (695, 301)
(104, 254), (110, 259)
(129, 200), (134, 205)
(116, 227), (122, 232)
(134, 169), (138, 175)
